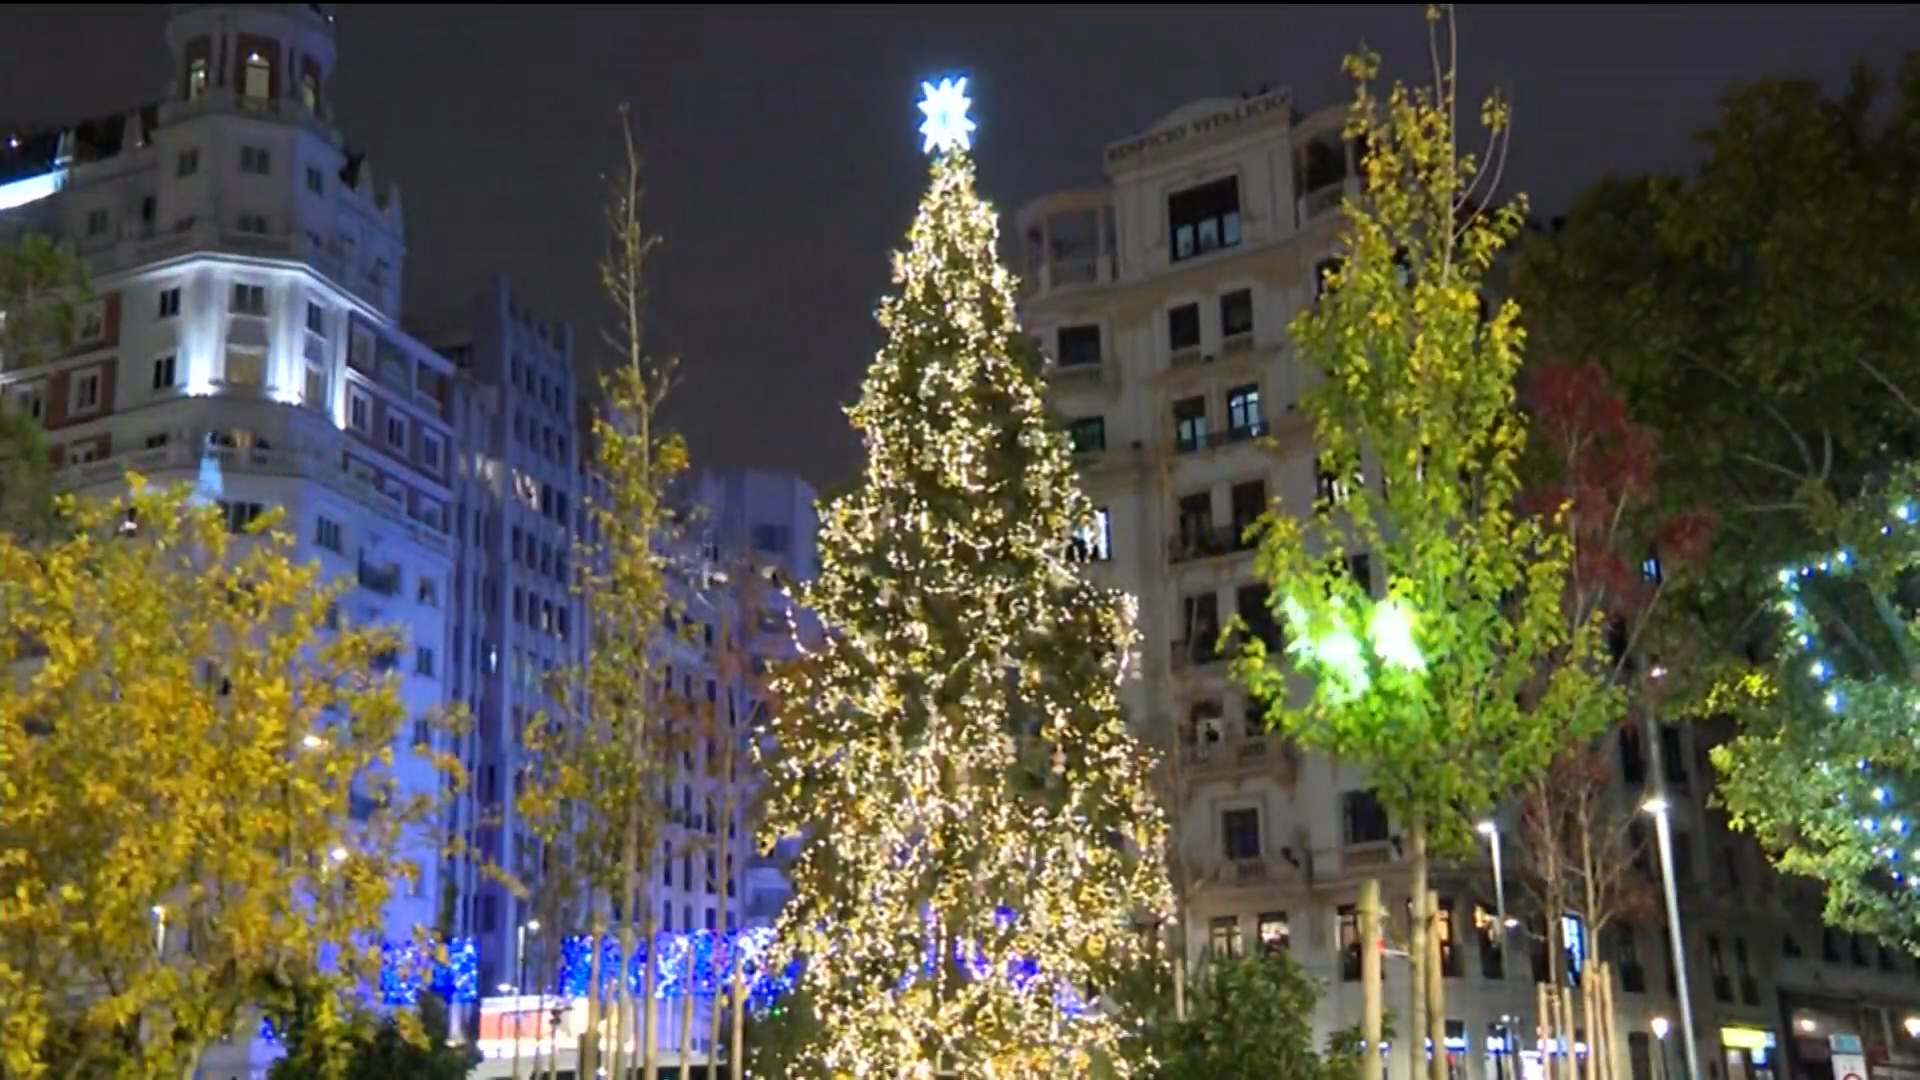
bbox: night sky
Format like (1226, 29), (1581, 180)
(2, 5), (1916, 487)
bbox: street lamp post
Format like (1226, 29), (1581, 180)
(513, 918), (541, 1080)
(1476, 820), (1510, 939)
(1652, 1016), (1672, 1080)
(1645, 788), (1701, 1080)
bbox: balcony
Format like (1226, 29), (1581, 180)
(357, 557), (401, 597)
(1174, 420), (1270, 455)
(1169, 521), (1259, 564)
(1171, 635), (1224, 670)
(1016, 191), (1118, 302)
(60, 439), (453, 557)
(1178, 734), (1298, 787)
(1216, 858), (1270, 886)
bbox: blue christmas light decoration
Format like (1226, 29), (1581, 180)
(1770, 494), (1920, 892)
(376, 935), (481, 1007)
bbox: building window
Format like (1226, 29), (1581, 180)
(1167, 302), (1201, 353)
(1168, 176), (1242, 263)
(1346, 551), (1374, 595)
(314, 515), (343, 553)
(415, 647), (435, 677)
(176, 148), (199, 177)
(151, 354), (175, 391)
(1172, 396), (1207, 453)
(239, 145), (271, 176)
(218, 500), (264, 534)
(85, 208), (109, 237)
(1067, 416), (1106, 454)
(1437, 898), (1460, 977)
(1069, 507), (1112, 563)
(421, 432), (443, 471)
(1226, 384), (1262, 435)
(1208, 916), (1242, 959)
(348, 389), (371, 434)
(237, 213), (270, 235)
(385, 413), (407, 451)
(305, 165), (324, 195)
(145, 433), (169, 450)
(1055, 324), (1102, 368)
(224, 350), (264, 388)
(1342, 789), (1390, 845)
(230, 283), (267, 315)
(1317, 462), (1359, 506)
(242, 52), (271, 101)
(1221, 288), (1255, 338)
(1221, 807), (1261, 861)
(750, 523), (790, 553)
(67, 441), (100, 465)
(1315, 257), (1342, 300)
(70, 371), (100, 414)
(187, 59), (209, 100)
(1258, 912), (1290, 953)
(158, 287), (180, 319)
(11, 385), (43, 421)
(1339, 904), (1362, 981)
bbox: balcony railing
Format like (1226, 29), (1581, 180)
(60, 440), (453, 557)
(1174, 419), (1270, 455)
(1169, 521), (1259, 563)
(1171, 635), (1223, 669)
(357, 557), (402, 597)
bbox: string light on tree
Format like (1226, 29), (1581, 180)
(758, 77), (1169, 1078)
(1712, 468), (1920, 944)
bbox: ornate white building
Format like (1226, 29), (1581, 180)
(0, 5), (459, 1075)
(1020, 88), (1920, 1080)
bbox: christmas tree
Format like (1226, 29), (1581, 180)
(760, 78), (1169, 1078)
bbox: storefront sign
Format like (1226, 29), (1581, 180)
(1104, 89), (1292, 167)
(1832, 1032), (1869, 1080)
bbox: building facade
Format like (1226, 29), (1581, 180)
(1020, 88), (1920, 1080)
(0, 5), (464, 1076)
(463, 466), (816, 1076)
(427, 274), (585, 999)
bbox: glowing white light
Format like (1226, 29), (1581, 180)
(1812, 660), (1828, 680)
(1826, 691), (1841, 712)
(329, 846), (348, 862)
(1875, 787), (1889, 803)
(1901, 504), (1913, 522)
(1642, 795), (1669, 815)
(1369, 598), (1425, 672)
(0, 168), (66, 213)
(918, 76), (976, 155)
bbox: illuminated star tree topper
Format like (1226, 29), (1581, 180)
(918, 75), (976, 155)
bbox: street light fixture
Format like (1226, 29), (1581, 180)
(1476, 819), (1510, 948)
(1652, 1017), (1673, 1080)
(1904, 1016), (1920, 1040)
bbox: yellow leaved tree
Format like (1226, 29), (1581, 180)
(0, 478), (463, 1079)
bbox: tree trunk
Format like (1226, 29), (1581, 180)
(1360, 877), (1384, 1080)
(730, 962), (746, 1080)
(1536, 982), (1551, 1075)
(643, 899), (660, 1080)
(584, 911), (604, 1080)
(1581, 971), (1599, 1080)
(1427, 887), (1446, 1080)
(1408, 816), (1430, 1080)
(680, 940), (697, 1076)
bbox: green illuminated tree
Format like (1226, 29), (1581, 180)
(1509, 55), (1920, 945)
(759, 93), (1170, 1078)
(1235, 12), (1613, 1078)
